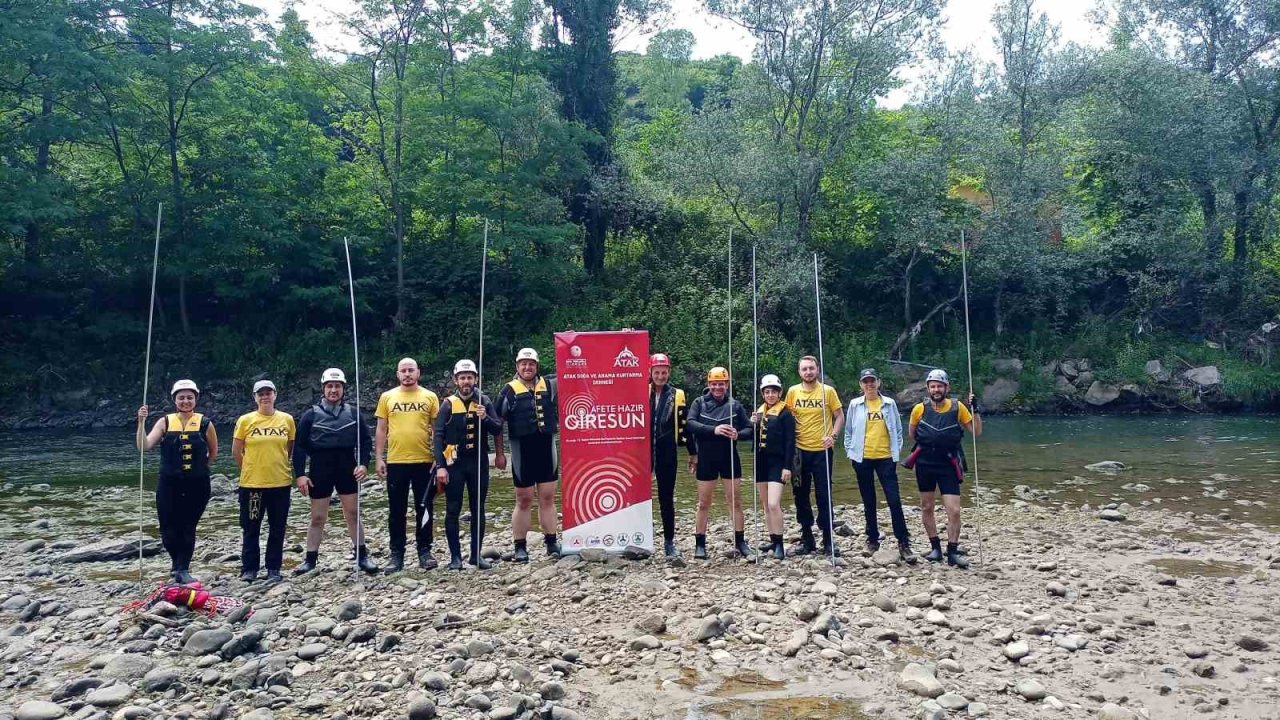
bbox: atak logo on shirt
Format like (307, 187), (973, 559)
(391, 402), (430, 413)
(793, 398), (827, 409)
(613, 346), (640, 368)
(249, 426), (289, 437)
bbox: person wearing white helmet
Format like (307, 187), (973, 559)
(136, 379), (218, 583)
(906, 368), (982, 568)
(374, 357), (440, 572)
(433, 359), (504, 570)
(232, 379), (296, 582)
(495, 347), (559, 561)
(750, 374), (794, 560)
(844, 368), (914, 563)
(648, 352), (688, 558)
(291, 368), (377, 575)
(784, 355), (845, 556)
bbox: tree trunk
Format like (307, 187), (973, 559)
(24, 91), (54, 265)
(1194, 178), (1224, 261)
(889, 294), (959, 360)
(1233, 186), (1250, 266)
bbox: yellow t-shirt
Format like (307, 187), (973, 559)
(863, 397), (891, 460)
(375, 385), (439, 464)
(909, 399), (973, 428)
(784, 383), (843, 451)
(234, 411), (296, 489)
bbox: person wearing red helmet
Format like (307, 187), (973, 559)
(648, 352), (688, 558)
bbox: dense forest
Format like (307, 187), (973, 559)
(3, 0), (1280, 411)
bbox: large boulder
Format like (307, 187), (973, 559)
(1073, 371), (1095, 389)
(1059, 360), (1080, 379)
(991, 358), (1023, 377)
(894, 381), (928, 408)
(1053, 376), (1078, 395)
(1182, 366), (1221, 387)
(56, 539), (162, 563)
(981, 378), (1020, 411)
(1144, 360), (1170, 383)
(1084, 381), (1120, 406)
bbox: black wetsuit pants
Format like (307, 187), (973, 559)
(156, 473), (211, 571)
(443, 460), (490, 560)
(653, 444), (678, 543)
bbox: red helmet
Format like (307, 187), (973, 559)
(650, 353), (671, 368)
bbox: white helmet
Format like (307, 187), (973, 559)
(516, 347), (539, 364)
(320, 368), (346, 385)
(760, 374), (783, 391)
(453, 359), (478, 376)
(170, 379), (200, 397)
(926, 369), (950, 386)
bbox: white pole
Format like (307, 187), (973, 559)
(138, 202), (162, 587)
(476, 219), (489, 566)
(727, 227), (739, 557)
(343, 237), (362, 579)
(751, 244), (760, 564)
(960, 229), (984, 568)
(813, 253), (836, 569)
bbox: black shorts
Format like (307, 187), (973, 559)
(512, 434), (558, 489)
(915, 462), (962, 496)
(754, 455), (787, 484)
(696, 450), (742, 481)
(308, 448), (358, 499)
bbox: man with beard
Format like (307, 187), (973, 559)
(906, 369), (982, 568)
(496, 348), (560, 561)
(784, 356), (844, 556)
(374, 358), (440, 572)
(686, 366), (754, 560)
(433, 360), (504, 570)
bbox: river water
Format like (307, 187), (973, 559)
(3, 416), (1278, 533)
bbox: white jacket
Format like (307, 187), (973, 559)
(843, 394), (904, 462)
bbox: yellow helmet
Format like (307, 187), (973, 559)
(706, 366), (730, 382)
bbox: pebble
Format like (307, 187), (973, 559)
(540, 680), (566, 700)
(968, 702), (989, 717)
(335, 598), (362, 621)
(467, 662), (499, 685)
(1004, 640), (1029, 661)
(695, 616), (724, 642)
(1015, 678), (1047, 701)
(630, 634), (661, 650)
(1097, 703), (1137, 720)
(897, 663), (943, 698)
(296, 643), (328, 660)
(936, 692), (969, 710)
(872, 594), (896, 613)
(1099, 509), (1126, 521)
(17, 702), (66, 720)
(140, 667), (179, 692)
(85, 683), (133, 707)
(183, 628), (233, 656)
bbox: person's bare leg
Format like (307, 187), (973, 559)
(766, 483), (784, 535)
(942, 494), (962, 544)
(920, 491), (938, 539)
(513, 487), (534, 540)
(695, 481), (714, 534)
(536, 482), (558, 533)
(726, 478), (744, 531)
(305, 498), (327, 552)
(339, 493), (361, 546)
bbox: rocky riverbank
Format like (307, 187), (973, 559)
(3, 484), (1279, 720)
(1, 356), (1269, 431)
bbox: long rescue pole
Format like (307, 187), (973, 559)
(813, 253), (836, 569)
(138, 202), (162, 587)
(476, 219), (489, 566)
(751, 244), (761, 564)
(343, 237), (363, 579)
(960, 229), (984, 568)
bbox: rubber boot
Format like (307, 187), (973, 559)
(386, 551), (405, 574)
(293, 551), (319, 576)
(821, 531), (841, 558)
(734, 531), (754, 559)
(544, 534), (561, 559)
(865, 538), (881, 554)
(357, 546), (380, 574)
(469, 555), (493, 570)
(239, 569), (257, 582)
(265, 570), (283, 583)
(513, 541), (529, 563)
(770, 534), (785, 560)
(946, 542), (969, 569)
(663, 539), (680, 558)
(417, 548), (437, 570)
(693, 534), (708, 560)
(448, 554), (463, 571)
(173, 563), (196, 584)
(922, 537), (943, 563)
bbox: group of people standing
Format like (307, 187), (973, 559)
(649, 355), (981, 568)
(136, 346), (979, 584)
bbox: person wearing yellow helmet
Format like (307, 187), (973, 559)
(686, 366), (754, 560)
(136, 379), (218, 584)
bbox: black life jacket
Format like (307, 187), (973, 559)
(309, 402), (359, 449)
(504, 377), (557, 438)
(160, 413), (211, 479)
(650, 383), (686, 447)
(915, 400), (964, 455)
(755, 402), (788, 459)
(441, 394), (486, 464)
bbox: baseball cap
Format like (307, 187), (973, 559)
(253, 380), (276, 393)
(859, 368), (878, 381)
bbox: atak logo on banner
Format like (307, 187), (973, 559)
(555, 330), (653, 553)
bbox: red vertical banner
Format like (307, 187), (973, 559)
(555, 330), (653, 553)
